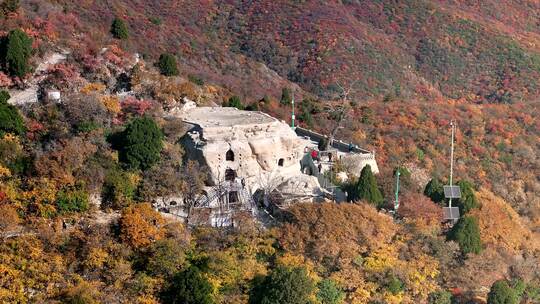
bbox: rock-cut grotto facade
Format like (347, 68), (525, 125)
(180, 107), (312, 190)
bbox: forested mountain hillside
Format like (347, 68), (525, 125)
(0, 0), (539, 303)
(42, 0), (540, 102)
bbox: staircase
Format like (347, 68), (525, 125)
(165, 181), (255, 226)
(301, 152), (346, 203)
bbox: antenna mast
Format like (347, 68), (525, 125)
(449, 120), (455, 208)
(443, 120), (461, 223)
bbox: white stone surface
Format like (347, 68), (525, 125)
(8, 86), (38, 105)
(181, 107), (314, 192)
(47, 90), (61, 101)
(340, 152), (379, 175)
(276, 174), (324, 200)
(35, 52), (68, 75)
(180, 98), (196, 111)
(336, 171), (349, 182)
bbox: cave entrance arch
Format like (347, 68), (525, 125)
(226, 149), (235, 161)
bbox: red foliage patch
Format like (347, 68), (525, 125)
(26, 120), (45, 141)
(397, 192), (443, 225)
(118, 96), (155, 122)
(0, 72), (13, 88)
(45, 63), (80, 89)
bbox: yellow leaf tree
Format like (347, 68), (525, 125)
(119, 203), (166, 249)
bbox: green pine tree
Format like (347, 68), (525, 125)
(118, 116), (163, 170)
(424, 178), (445, 204)
(0, 90), (25, 136)
(280, 87), (292, 105)
(249, 266), (315, 304)
(394, 166), (411, 180)
(0, 90), (10, 103)
(349, 165), (384, 207)
(428, 290), (452, 304)
(245, 101), (260, 111)
(510, 279), (526, 300)
(101, 168), (137, 209)
(56, 185), (90, 214)
(456, 180), (479, 214)
(299, 99), (314, 127)
(111, 18), (129, 40)
(487, 280), (519, 304)
(318, 137), (328, 151)
(157, 53), (179, 76)
(447, 215), (483, 255)
(224, 95), (244, 110)
(4, 28), (32, 77)
(316, 279), (345, 304)
(161, 266), (214, 304)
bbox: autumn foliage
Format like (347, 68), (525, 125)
(470, 189), (539, 253)
(280, 203), (397, 266)
(119, 203), (165, 249)
(0, 1), (538, 303)
(398, 192), (443, 231)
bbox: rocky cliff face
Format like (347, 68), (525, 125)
(180, 107), (309, 190)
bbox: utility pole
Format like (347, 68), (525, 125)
(291, 92), (295, 129)
(449, 120), (455, 208)
(394, 170), (400, 215)
(443, 120), (461, 223)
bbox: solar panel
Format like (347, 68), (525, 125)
(443, 185), (461, 199)
(443, 207), (460, 220)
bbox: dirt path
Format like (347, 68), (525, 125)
(8, 50), (69, 106)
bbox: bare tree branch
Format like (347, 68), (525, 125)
(328, 80), (360, 147)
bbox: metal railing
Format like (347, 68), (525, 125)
(295, 126), (373, 154)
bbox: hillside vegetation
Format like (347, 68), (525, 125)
(33, 0), (540, 103)
(0, 0), (539, 303)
